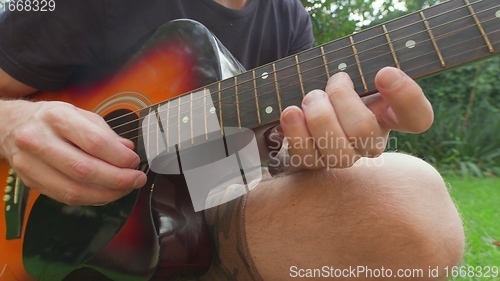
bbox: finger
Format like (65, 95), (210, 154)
(374, 67), (434, 133)
(325, 72), (387, 157)
(39, 139), (146, 190)
(280, 106), (319, 169)
(301, 90), (359, 166)
(13, 155), (133, 206)
(45, 107), (140, 169)
(78, 109), (136, 150)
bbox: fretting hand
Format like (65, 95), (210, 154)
(279, 67), (433, 171)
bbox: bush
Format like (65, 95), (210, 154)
(387, 57), (500, 177)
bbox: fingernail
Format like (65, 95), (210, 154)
(378, 67), (405, 90)
(330, 71), (349, 83)
(282, 108), (302, 125)
(303, 90), (327, 106)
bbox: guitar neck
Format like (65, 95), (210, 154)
(206, 0), (499, 130)
(141, 0), (499, 150)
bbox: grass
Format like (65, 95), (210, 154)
(445, 177), (500, 280)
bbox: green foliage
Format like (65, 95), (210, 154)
(300, 0), (400, 44)
(418, 57), (500, 107)
(300, 0), (442, 45)
(388, 56), (500, 177)
(403, 0), (440, 13)
(388, 82), (500, 177)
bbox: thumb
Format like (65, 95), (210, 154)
(374, 67), (433, 133)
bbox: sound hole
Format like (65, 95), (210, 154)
(104, 109), (140, 147)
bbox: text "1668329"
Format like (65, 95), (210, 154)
(0, 0), (55, 12)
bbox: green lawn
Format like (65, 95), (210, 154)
(445, 177), (500, 280)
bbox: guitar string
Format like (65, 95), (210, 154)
(201, 11), (500, 115)
(167, 2), (500, 109)
(121, 35), (500, 145)
(103, 2), (498, 136)
(116, 30), (500, 143)
(102, 0), (499, 129)
(126, 30), (500, 140)
(103, 2), (498, 131)
(104, 2), (499, 135)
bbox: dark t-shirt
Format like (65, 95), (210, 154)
(0, 0), (313, 91)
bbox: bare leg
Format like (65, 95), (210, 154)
(245, 152), (464, 280)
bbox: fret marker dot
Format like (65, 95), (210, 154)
(261, 72), (269, 80)
(338, 63), (347, 71)
(182, 116), (189, 124)
(496, 10), (500, 19)
(209, 107), (216, 114)
(405, 40), (416, 49)
(265, 106), (273, 114)
(6, 205), (10, 212)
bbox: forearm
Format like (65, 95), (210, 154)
(0, 67), (38, 159)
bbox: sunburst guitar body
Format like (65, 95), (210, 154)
(0, 19), (240, 281)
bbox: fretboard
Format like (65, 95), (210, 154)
(146, 0), (499, 148)
(209, 0), (499, 129)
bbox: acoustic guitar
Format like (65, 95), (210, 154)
(1, 0), (498, 280)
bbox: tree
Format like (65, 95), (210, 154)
(300, 0), (401, 44)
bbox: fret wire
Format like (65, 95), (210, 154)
(273, 62), (283, 114)
(177, 98), (181, 149)
(419, 11), (447, 68)
(156, 106), (170, 155)
(218, 82), (224, 137)
(349, 36), (369, 93)
(382, 24), (401, 69)
(464, 0), (495, 53)
(320, 46), (331, 78)
(204, 89), (209, 140)
(146, 107), (152, 156)
(155, 107), (161, 159)
(190, 92), (194, 145)
(165, 102), (171, 153)
(234, 76), (242, 129)
(295, 55), (306, 97)
(106, 2), (500, 135)
(252, 70), (262, 125)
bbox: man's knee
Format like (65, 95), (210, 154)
(332, 152), (465, 278)
(245, 153), (465, 280)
